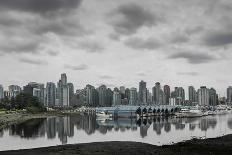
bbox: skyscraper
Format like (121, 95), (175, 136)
(198, 86), (209, 106)
(152, 82), (165, 105)
(46, 82), (56, 107)
(98, 85), (107, 107)
(227, 86), (232, 104)
(8, 85), (21, 98)
(188, 86), (197, 104)
(209, 88), (217, 106)
(163, 85), (170, 105)
(113, 89), (121, 106)
(129, 87), (138, 105)
(139, 80), (147, 104)
(86, 85), (98, 106)
(56, 74), (70, 107)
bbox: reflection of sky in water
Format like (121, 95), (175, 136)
(0, 113), (232, 151)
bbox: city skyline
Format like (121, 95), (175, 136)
(0, 0), (232, 97)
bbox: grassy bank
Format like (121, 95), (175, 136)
(1, 134), (232, 155)
(0, 111), (67, 130)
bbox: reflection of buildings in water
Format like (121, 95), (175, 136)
(46, 117), (56, 139)
(153, 121), (164, 135)
(57, 117), (74, 144)
(227, 118), (232, 129)
(140, 124), (150, 138)
(189, 124), (196, 131)
(0, 129), (3, 137)
(199, 117), (217, 131)
(164, 121), (171, 133)
(9, 118), (45, 138)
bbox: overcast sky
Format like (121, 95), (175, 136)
(0, 0), (232, 96)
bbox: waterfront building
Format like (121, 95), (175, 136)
(125, 88), (130, 101)
(46, 82), (56, 107)
(198, 86), (209, 106)
(8, 85), (21, 98)
(0, 85), (3, 100)
(56, 73), (70, 107)
(152, 82), (165, 105)
(139, 80), (147, 104)
(106, 88), (113, 107)
(164, 85), (170, 105)
(97, 85), (107, 107)
(23, 82), (45, 104)
(129, 87), (138, 105)
(113, 90), (121, 106)
(119, 86), (125, 98)
(86, 85), (98, 107)
(188, 86), (198, 105)
(227, 86), (232, 104)
(209, 88), (217, 106)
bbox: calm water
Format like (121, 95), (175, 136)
(1, 113), (232, 151)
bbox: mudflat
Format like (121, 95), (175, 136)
(1, 134), (232, 155)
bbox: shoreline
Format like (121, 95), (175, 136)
(1, 134), (232, 155)
(0, 112), (67, 130)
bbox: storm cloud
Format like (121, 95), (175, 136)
(168, 52), (217, 64)
(0, 0), (82, 14)
(203, 31), (232, 47)
(109, 3), (161, 35)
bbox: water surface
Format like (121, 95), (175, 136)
(1, 113), (232, 151)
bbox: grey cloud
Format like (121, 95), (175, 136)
(79, 41), (104, 53)
(18, 57), (48, 65)
(185, 26), (204, 35)
(0, 0), (82, 14)
(137, 72), (147, 77)
(109, 33), (120, 41)
(64, 64), (88, 70)
(170, 33), (189, 43)
(124, 37), (162, 50)
(109, 3), (161, 35)
(99, 75), (114, 79)
(47, 50), (59, 56)
(31, 18), (92, 36)
(0, 38), (41, 54)
(203, 31), (232, 46)
(178, 72), (199, 76)
(168, 52), (216, 64)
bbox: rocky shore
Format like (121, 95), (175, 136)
(1, 134), (232, 155)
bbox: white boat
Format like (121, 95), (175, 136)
(176, 108), (202, 118)
(96, 111), (113, 118)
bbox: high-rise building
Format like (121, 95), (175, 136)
(125, 88), (130, 100)
(152, 82), (165, 105)
(209, 88), (217, 106)
(129, 87), (138, 105)
(8, 85), (21, 98)
(61, 73), (67, 85)
(139, 80), (147, 104)
(198, 86), (209, 106)
(46, 82), (56, 107)
(188, 86), (198, 104)
(56, 74), (70, 107)
(106, 88), (113, 107)
(98, 85), (107, 107)
(163, 85), (170, 105)
(24, 82), (45, 104)
(227, 86), (232, 104)
(0, 85), (4, 100)
(113, 90), (121, 106)
(86, 85), (98, 107)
